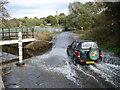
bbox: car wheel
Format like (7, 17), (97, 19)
(72, 56), (77, 66)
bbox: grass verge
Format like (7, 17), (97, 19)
(35, 31), (52, 41)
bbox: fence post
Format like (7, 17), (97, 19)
(32, 27), (34, 38)
(2, 28), (4, 40)
(9, 28), (10, 40)
(16, 32), (24, 66)
(26, 28), (28, 38)
(22, 28), (24, 38)
(16, 28), (17, 38)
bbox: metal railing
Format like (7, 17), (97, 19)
(0, 27), (34, 40)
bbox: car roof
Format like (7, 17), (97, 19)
(74, 40), (93, 43)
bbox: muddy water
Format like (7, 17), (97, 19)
(2, 32), (120, 88)
(26, 32), (120, 88)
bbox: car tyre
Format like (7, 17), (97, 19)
(72, 56), (77, 66)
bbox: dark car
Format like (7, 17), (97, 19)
(67, 40), (102, 65)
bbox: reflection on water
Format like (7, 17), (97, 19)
(2, 52), (18, 62)
(35, 27), (63, 32)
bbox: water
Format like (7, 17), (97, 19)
(2, 52), (18, 62)
(28, 32), (120, 88)
(34, 27), (63, 32)
(2, 32), (120, 88)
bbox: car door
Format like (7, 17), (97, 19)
(71, 41), (77, 57)
(67, 41), (75, 56)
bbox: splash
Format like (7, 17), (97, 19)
(89, 63), (120, 87)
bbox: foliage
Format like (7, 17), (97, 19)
(45, 15), (57, 25)
(105, 2), (120, 21)
(2, 13), (67, 28)
(0, 0), (10, 28)
(58, 15), (67, 25)
(59, 13), (65, 16)
(80, 2), (120, 55)
(0, 0), (9, 18)
(67, 1), (98, 29)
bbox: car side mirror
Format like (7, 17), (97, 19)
(68, 45), (72, 47)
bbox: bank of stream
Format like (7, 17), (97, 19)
(2, 41), (52, 64)
(1, 30), (55, 64)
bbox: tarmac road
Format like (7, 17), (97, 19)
(2, 32), (120, 88)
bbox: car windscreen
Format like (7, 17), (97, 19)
(81, 42), (98, 49)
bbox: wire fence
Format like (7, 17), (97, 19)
(0, 27), (34, 40)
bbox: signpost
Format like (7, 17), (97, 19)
(16, 32), (24, 66)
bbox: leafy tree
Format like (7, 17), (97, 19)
(84, 2), (120, 55)
(68, 1), (98, 29)
(0, 0), (9, 18)
(58, 14), (67, 26)
(59, 13), (65, 16)
(0, 0), (10, 28)
(105, 2), (120, 23)
(37, 18), (45, 26)
(45, 15), (57, 25)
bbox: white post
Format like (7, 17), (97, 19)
(18, 32), (23, 63)
(16, 32), (24, 66)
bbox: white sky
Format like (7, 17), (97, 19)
(6, 0), (94, 19)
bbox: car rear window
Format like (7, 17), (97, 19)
(81, 42), (98, 49)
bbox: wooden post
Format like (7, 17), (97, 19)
(32, 28), (34, 38)
(9, 28), (10, 40)
(16, 28), (17, 38)
(26, 28), (28, 38)
(2, 28), (4, 40)
(16, 32), (24, 66)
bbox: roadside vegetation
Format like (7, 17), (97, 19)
(35, 31), (52, 41)
(80, 3), (120, 56)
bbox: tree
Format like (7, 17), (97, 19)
(58, 15), (67, 25)
(105, 2), (120, 23)
(68, 1), (98, 29)
(0, 0), (10, 28)
(59, 13), (65, 16)
(37, 18), (44, 26)
(45, 15), (57, 25)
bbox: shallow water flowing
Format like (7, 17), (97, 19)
(27, 32), (120, 88)
(2, 32), (120, 88)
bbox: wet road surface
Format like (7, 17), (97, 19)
(2, 32), (120, 88)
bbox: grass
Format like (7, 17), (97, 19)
(51, 31), (63, 35)
(35, 31), (52, 41)
(73, 29), (89, 34)
(34, 25), (63, 29)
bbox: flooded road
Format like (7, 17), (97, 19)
(2, 32), (120, 88)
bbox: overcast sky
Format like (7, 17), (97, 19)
(6, 0), (94, 19)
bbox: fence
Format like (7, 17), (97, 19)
(0, 28), (34, 40)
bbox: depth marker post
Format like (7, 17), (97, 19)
(16, 32), (24, 66)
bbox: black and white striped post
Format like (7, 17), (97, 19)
(16, 32), (25, 66)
